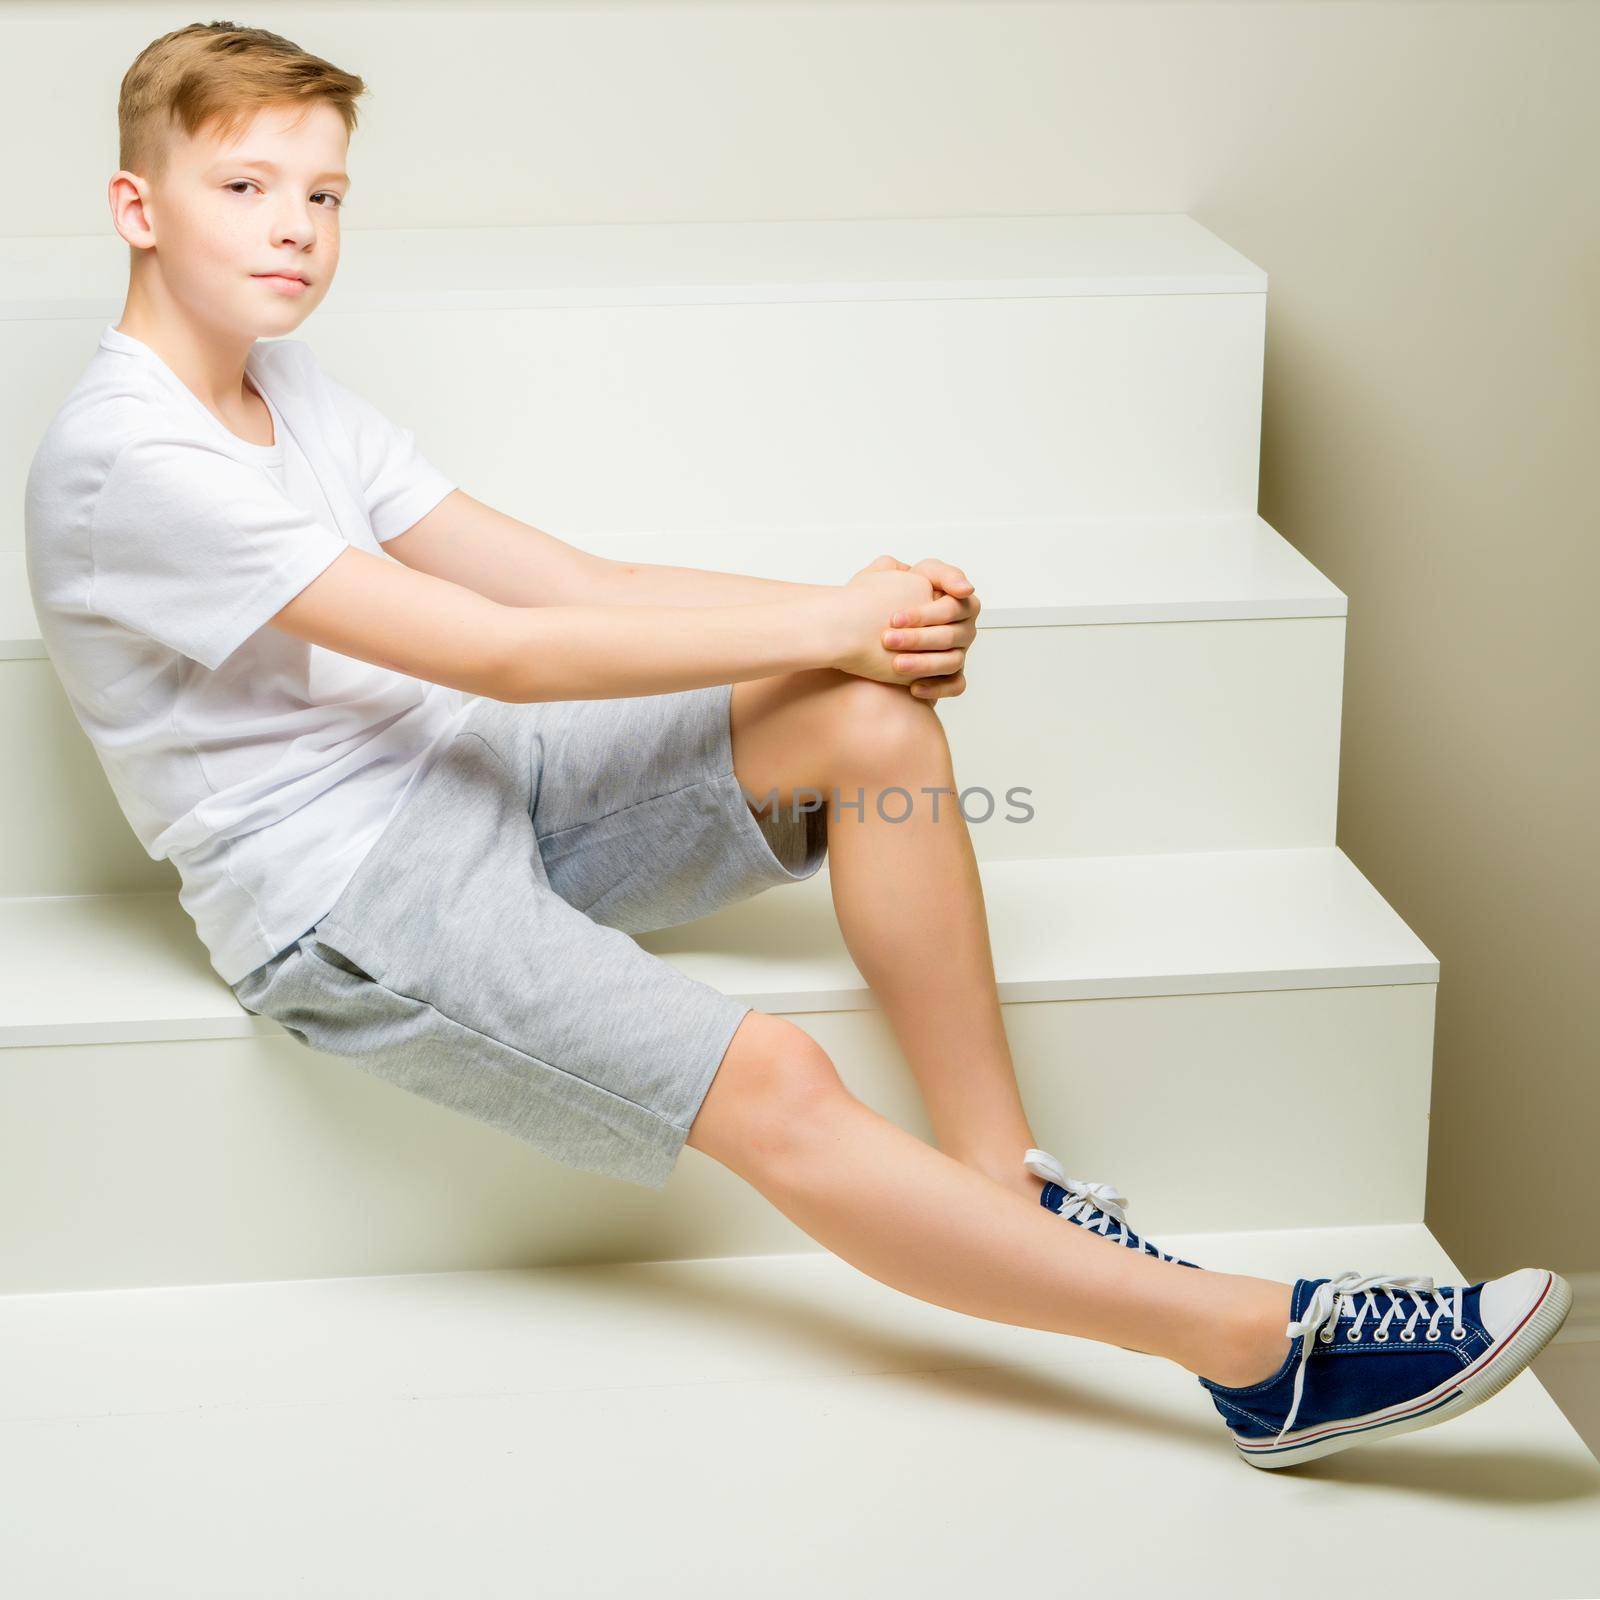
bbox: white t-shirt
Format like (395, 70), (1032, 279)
(24, 324), (477, 986)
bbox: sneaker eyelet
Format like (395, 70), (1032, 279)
(1373, 1329), (1389, 1342)
(1318, 1328), (1333, 1342)
(1347, 1329), (1362, 1342)
(1451, 1325), (1466, 1340)
(1425, 1328), (1441, 1341)
(1399, 1328), (1416, 1341)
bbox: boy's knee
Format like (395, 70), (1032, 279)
(828, 674), (943, 772)
(686, 1010), (852, 1173)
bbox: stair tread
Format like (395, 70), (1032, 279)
(1, 1224), (1594, 1596)
(0, 848), (1436, 1047)
(2, 514), (1344, 657)
(585, 512), (1345, 619)
(3, 213), (1264, 321)
(640, 846), (1436, 1011)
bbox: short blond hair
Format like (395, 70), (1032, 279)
(118, 21), (366, 183)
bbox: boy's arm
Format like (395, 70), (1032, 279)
(386, 490), (830, 609)
(267, 544), (953, 705)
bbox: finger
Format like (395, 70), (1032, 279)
(891, 648), (966, 679)
(889, 592), (970, 627)
(922, 590), (981, 624)
(884, 613), (980, 650)
(910, 672), (966, 701)
(913, 558), (974, 593)
(882, 621), (961, 652)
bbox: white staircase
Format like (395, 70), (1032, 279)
(4, 215), (1597, 1596)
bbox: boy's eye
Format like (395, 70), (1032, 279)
(224, 180), (342, 209)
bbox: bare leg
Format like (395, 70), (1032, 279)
(720, 670), (1296, 1386)
(687, 1010), (1295, 1389)
(730, 670), (1040, 1198)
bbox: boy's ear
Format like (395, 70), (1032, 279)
(109, 171), (158, 250)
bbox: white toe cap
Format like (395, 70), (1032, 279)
(1478, 1267), (1552, 1342)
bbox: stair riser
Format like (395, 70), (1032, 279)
(3, 291), (1263, 546)
(4, 616), (1343, 897)
(0, 981), (1432, 1295)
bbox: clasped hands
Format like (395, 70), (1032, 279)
(845, 551), (979, 703)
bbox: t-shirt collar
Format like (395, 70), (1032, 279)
(100, 322), (285, 465)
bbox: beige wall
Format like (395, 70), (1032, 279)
(1207, 10), (1599, 1279)
(9, 0), (1596, 1275)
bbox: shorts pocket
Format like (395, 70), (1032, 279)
(307, 936), (380, 986)
(312, 918), (391, 988)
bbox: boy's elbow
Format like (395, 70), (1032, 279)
(475, 606), (533, 703)
(564, 550), (620, 607)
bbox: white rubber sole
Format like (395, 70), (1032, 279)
(1235, 1269), (1573, 1470)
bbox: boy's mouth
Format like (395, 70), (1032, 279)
(253, 271), (311, 293)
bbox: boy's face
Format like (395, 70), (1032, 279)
(124, 99), (348, 338)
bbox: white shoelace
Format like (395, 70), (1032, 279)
(1022, 1148), (1188, 1265)
(1274, 1269), (1468, 1440)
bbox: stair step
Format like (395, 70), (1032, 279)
(6, 214), (1267, 532)
(4, 514), (1345, 649)
(1, 1225), (1595, 1598)
(580, 511), (1349, 621)
(1, 212), (1265, 323)
(638, 845), (1434, 1008)
(6, 516), (1348, 895)
(0, 848), (1433, 1048)
(0, 848), (1439, 1291)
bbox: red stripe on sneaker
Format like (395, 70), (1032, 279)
(1239, 1273), (1553, 1454)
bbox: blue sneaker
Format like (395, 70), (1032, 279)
(1024, 1148), (1203, 1270)
(1198, 1266), (1573, 1469)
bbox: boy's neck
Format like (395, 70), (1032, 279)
(115, 289), (270, 443)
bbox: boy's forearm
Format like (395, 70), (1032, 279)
(487, 592), (844, 704)
(584, 554), (835, 609)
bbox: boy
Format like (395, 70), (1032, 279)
(23, 20), (1570, 1470)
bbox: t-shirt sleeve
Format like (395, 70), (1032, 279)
(90, 433), (351, 672)
(319, 370), (457, 543)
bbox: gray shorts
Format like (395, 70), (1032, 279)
(230, 682), (828, 1189)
